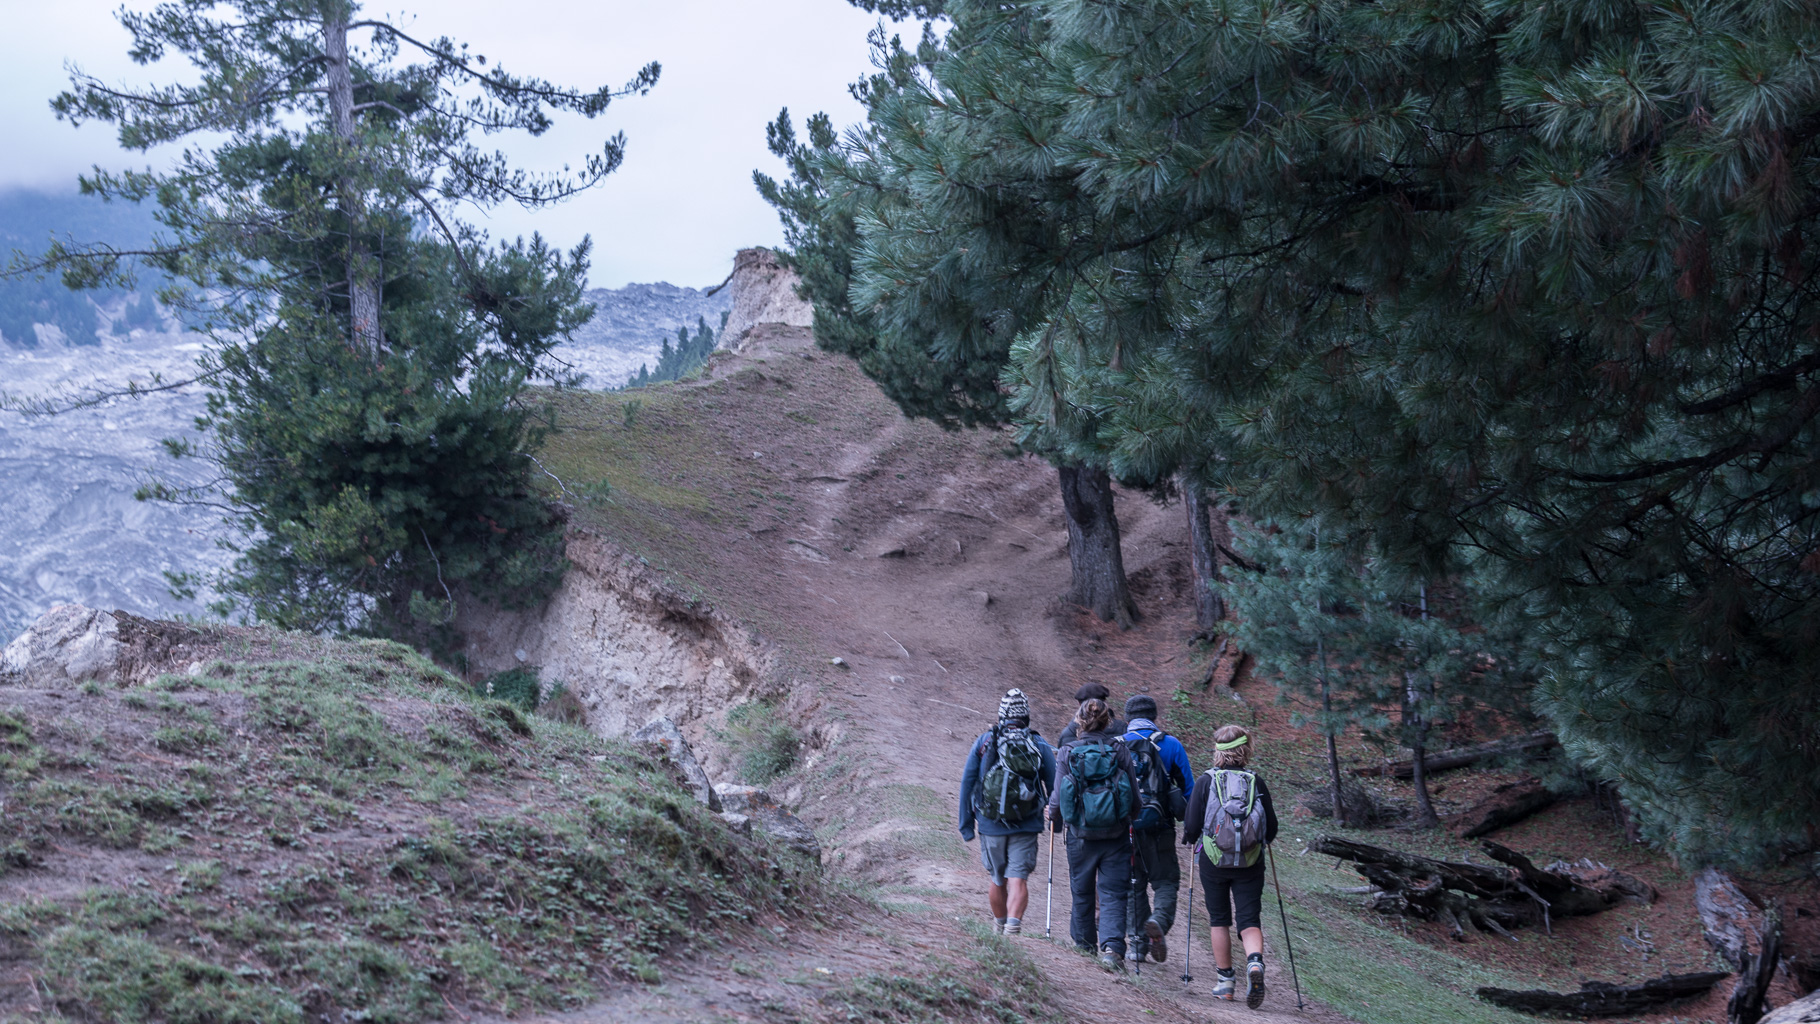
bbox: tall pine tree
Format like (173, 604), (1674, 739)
(41, 0), (657, 638)
(757, 12), (1143, 625)
(768, 0), (1820, 866)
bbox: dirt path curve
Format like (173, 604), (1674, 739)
(551, 327), (1357, 1023)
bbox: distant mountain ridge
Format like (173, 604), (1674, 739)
(565, 280), (733, 389)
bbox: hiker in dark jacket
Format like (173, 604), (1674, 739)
(1044, 697), (1141, 971)
(1056, 682), (1127, 746)
(958, 688), (1058, 935)
(1120, 693), (1194, 964)
(1181, 724), (1279, 1007)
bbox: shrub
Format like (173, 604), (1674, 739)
(481, 667), (542, 711)
(717, 700), (799, 784)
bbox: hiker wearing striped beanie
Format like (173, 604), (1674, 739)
(959, 688), (1057, 936)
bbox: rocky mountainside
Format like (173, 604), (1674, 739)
(0, 276), (734, 635)
(567, 280), (732, 388)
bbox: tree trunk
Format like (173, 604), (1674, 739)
(1459, 777), (1557, 838)
(1057, 464), (1138, 629)
(1406, 582), (1440, 826)
(1318, 635), (1347, 828)
(1728, 909), (1782, 1024)
(323, 13), (384, 355)
(1478, 974), (1731, 1016)
(1182, 474), (1225, 635)
(1406, 676), (1441, 826)
(1355, 731), (1559, 778)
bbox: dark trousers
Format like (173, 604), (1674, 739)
(1126, 825), (1181, 953)
(1198, 852), (1266, 931)
(1067, 834), (1132, 954)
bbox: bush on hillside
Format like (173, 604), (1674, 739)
(717, 699), (800, 784)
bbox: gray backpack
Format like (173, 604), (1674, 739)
(1201, 769), (1267, 868)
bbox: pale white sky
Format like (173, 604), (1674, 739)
(0, 0), (898, 288)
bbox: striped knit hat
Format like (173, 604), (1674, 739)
(998, 688), (1030, 723)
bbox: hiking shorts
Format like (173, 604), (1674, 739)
(979, 832), (1039, 886)
(1199, 857), (1265, 930)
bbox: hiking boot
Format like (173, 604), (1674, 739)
(1246, 954), (1266, 1009)
(1144, 917), (1168, 963)
(993, 919), (1005, 935)
(1211, 968), (1236, 1000)
(1098, 944), (1126, 972)
(1004, 918), (1021, 936)
(1124, 935), (1143, 962)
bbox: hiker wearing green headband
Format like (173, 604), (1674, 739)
(1180, 724), (1279, 1007)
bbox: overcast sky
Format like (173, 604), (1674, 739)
(0, 1), (898, 288)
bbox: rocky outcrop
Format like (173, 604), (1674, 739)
(3, 604), (124, 685)
(716, 782), (822, 860)
(629, 715), (819, 858)
(714, 248), (813, 352)
(456, 531), (773, 755)
(3, 604), (216, 688)
(631, 716), (722, 812)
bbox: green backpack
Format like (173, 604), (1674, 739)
(1057, 739), (1135, 830)
(974, 725), (1046, 824)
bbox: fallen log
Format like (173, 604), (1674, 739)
(1761, 988), (1820, 1024)
(1729, 909), (1784, 1024)
(1460, 777), (1559, 838)
(1356, 731), (1559, 778)
(1312, 835), (1654, 939)
(1698, 867), (1763, 968)
(1477, 972), (1731, 1018)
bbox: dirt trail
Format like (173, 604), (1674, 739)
(542, 325), (1353, 1023)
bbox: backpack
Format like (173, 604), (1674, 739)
(1057, 738), (1136, 831)
(973, 725), (1045, 824)
(1201, 769), (1267, 868)
(1125, 731), (1186, 830)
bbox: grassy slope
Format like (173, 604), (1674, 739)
(0, 634), (819, 1023)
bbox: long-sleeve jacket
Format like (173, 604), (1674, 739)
(1181, 770), (1279, 876)
(958, 727), (1058, 839)
(1122, 718), (1195, 814)
(1045, 728), (1141, 842)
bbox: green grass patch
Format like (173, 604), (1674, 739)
(716, 699), (801, 784)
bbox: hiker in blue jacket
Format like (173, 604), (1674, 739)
(958, 688), (1057, 935)
(1120, 693), (1194, 964)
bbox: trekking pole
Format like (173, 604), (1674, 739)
(1128, 826), (1141, 977)
(1267, 842), (1306, 1011)
(1181, 839), (1195, 987)
(1044, 823), (1055, 939)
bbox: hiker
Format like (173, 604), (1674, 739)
(1182, 723), (1279, 1007)
(1045, 697), (1141, 970)
(1056, 682), (1127, 746)
(1121, 693), (1193, 964)
(958, 688), (1058, 935)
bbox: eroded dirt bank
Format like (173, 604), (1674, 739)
(457, 530), (775, 765)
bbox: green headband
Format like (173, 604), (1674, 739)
(1216, 735), (1250, 751)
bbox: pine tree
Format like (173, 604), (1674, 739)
(1224, 520), (1533, 828)
(756, 24), (1142, 626)
(807, 0), (1820, 867)
(38, 0), (657, 638)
